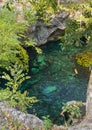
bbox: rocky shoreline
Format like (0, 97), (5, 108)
(0, 101), (91, 130)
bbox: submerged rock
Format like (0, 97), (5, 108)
(27, 11), (69, 46)
(43, 85), (57, 94)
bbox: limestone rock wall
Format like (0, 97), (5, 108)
(0, 102), (43, 130)
(27, 11), (69, 46)
(86, 70), (92, 119)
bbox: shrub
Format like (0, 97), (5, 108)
(61, 102), (82, 126)
(76, 51), (92, 68)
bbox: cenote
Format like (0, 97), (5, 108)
(22, 41), (89, 124)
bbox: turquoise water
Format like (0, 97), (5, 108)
(23, 41), (90, 123)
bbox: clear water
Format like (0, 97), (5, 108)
(22, 41), (90, 122)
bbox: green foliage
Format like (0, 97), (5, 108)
(61, 102), (82, 126)
(60, 1), (92, 51)
(81, 2), (92, 18)
(1, 63), (38, 111)
(2, 63), (30, 93)
(0, 0), (91, 125)
(76, 51), (92, 67)
(43, 116), (53, 130)
(0, 8), (28, 70)
(31, 0), (48, 21)
(0, 7), (42, 71)
(0, 7), (40, 112)
(88, 0), (92, 7)
(59, 19), (84, 51)
(24, 9), (37, 24)
(59, 1), (92, 76)
(23, 0), (57, 24)
(0, 88), (38, 112)
(24, 40), (42, 54)
(0, 6), (42, 71)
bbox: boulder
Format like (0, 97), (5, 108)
(27, 11), (69, 46)
(0, 102), (43, 130)
(0, 101), (88, 130)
